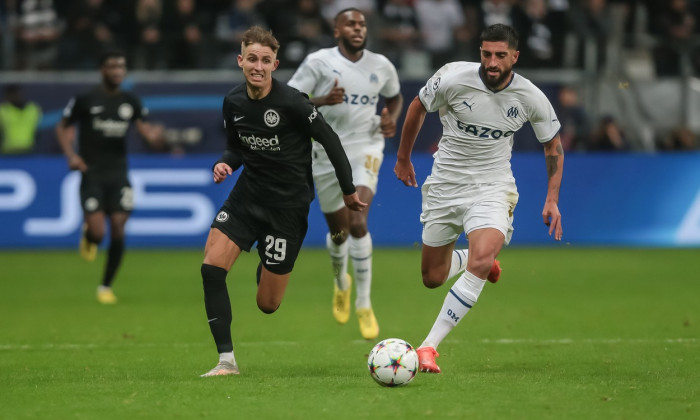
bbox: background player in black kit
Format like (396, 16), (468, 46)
(56, 50), (165, 305)
(199, 26), (367, 377)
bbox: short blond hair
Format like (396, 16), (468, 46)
(241, 26), (280, 54)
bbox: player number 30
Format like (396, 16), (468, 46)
(364, 155), (380, 175)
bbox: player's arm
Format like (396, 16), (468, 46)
(379, 93), (403, 138)
(213, 139), (243, 184)
(542, 133), (564, 241)
(55, 116), (86, 172)
(135, 119), (166, 149)
(394, 96), (426, 187)
(212, 100), (244, 184)
(130, 95), (166, 149)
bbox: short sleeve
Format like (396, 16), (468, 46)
(528, 90), (561, 143)
(62, 96), (82, 125)
(131, 95), (147, 121)
(287, 56), (320, 95)
(379, 58), (401, 98)
(418, 63), (451, 113)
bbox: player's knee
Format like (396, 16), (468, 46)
(421, 266), (447, 289)
(348, 222), (367, 238)
(257, 297), (281, 314)
(87, 227), (105, 243)
(258, 302), (280, 314)
(329, 230), (348, 245)
(468, 253), (496, 278)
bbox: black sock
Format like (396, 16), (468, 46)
(201, 264), (233, 353)
(101, 238), (124, 287)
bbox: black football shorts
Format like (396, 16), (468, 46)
(80, 172), (133, 214)
(211, 199), (309, 275)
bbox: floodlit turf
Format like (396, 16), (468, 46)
(0, 247), (698, 419)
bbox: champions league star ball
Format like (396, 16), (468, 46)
(367, 338), (418, 387)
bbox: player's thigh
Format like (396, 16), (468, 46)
(203, 228), (242, 270)
(107, 211), (130, 238)
(466, 228), (505, 261)
(421, 241), (457, 274)
(207, 202), (257, 269)
(349, 185), (374, 228)
(84, 211), (106, 237)
(464, 182), (518, 246)
(255, 205), (309, 275)
(256, 268), (290, 311)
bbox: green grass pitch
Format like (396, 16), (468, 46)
(0, 247), (698, 419)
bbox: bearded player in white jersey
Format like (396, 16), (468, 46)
(288, 8), (403, 339)
(395, 24), (564, 373)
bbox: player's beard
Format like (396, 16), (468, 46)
(481, 66), (512, 91)
(339, 36), (366, 55)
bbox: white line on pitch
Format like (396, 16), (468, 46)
(0, 341), (298, 351)
(0, 338), (697, 351)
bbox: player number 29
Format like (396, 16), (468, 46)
(264, 235), (287, 261)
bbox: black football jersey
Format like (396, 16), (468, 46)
(62, 86), (146, 174)
(221, 78), (354, 208)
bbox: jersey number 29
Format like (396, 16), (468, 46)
(265, 235), (287, 262)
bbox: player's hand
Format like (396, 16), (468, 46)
(68, 155), (88, 172)
(343, 192), (368, 212)
(394, 159), (418, 187)
(542, 201), (563, 241)
(379, 107), (396, 138)
(213, 162), (233, 184)
(324, 79), (345, 105)
(149, 123), (166, 143)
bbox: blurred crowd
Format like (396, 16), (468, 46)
(0, 0), (699, 75)
(1, 0), (698, 154)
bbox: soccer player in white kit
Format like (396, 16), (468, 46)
(394, 24), (564, 373)
(288, 8), (404, 340)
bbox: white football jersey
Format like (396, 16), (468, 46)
(419, 61), (560, 185)
(288, 47), (401, 173)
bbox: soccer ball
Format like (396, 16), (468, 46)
(367, 338), (418, 387)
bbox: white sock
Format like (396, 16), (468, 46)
(421, 270), (486, 350)
(326, 232), (349, 290)
(447, 249), (469, 279)
(219, 351), (236, 365)
(350, 233), (372, 309)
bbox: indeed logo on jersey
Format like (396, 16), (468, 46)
(238, 132), (280, 151)
(92, 117), (129, 137)
(456, 120), (515, 139)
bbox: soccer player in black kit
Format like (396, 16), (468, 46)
(56, 50), (164, 305)
(199, 26), (367, 377)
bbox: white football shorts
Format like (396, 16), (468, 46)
(420, 180), (519, 247)
(313, 140), (384, 213)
